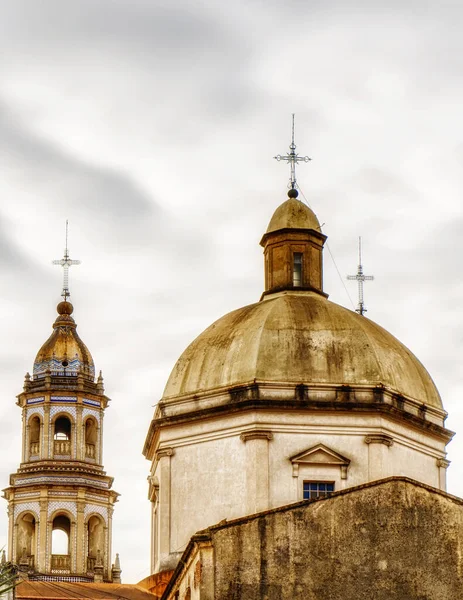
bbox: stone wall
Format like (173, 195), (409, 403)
(163, 478), (463, 600)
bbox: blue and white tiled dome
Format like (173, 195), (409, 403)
(33, 301), (95, 380)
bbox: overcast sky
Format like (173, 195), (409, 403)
(0, 0), (462, 583)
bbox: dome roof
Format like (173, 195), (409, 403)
(33, 301), (95, 380)
(266, 197), (320, 234)
(163, 292), (441, 408)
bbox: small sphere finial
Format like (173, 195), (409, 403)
(288, 188), (299, 198)
(57, 301), (74, 315)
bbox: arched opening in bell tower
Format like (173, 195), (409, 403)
(51, 514), (71, 573)
(53, 415), (72, 457)
(29, 415), (41, 458)
(87, 515), (105, 573)
(16, 512), (36, 569)
(84, 417), (98, 460)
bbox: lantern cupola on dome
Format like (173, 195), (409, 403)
(260, 190), (327, 298)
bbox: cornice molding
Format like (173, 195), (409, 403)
(146, 395), (452, 452)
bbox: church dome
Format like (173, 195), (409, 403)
(33, 301), (95, 380)
(162, 192), (442, 410)
(162, 291), (441, 408)
(265, 197), (320, 234)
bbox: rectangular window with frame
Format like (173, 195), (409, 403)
(303, 481), (334, 500)
(293, 252), (303, 287)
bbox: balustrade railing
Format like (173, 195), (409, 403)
(85, 443), (96, 459)
(29, 442), (40, 455)
(54, 440), (71, 455)
(51, 554), (71, 573)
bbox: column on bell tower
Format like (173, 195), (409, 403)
(3, 300), (119, 582)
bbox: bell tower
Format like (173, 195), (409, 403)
(3, 239), (120, 583)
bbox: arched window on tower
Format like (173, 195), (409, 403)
(85, 418), (98, 460)
(53, 416), (72, 456)
(16, 513), (36, 569)
(87, 515), (105, 574)
(29, 416), (41, 459)
(51, 514), (71, 574)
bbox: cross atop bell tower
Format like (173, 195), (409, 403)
(52, 221), (81, 301)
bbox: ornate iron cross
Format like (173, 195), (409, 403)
(274, 114), (311, 191)
(347, 237), (374, 316)
(52, 221), (81, 300)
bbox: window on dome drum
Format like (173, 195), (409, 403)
(303, 482), (334, 500)
(293, 252), (303, 287)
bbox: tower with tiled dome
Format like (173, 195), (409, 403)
(144, 121), (454, 577)
(3, 242), (120, 583)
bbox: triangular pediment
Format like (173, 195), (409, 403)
(290, 443), (350, 467)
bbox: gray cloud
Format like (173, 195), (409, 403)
(0, 102), (157, 229)
(0, 217), (31, 269)
(1, 1), (229, 51)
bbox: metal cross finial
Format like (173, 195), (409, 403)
(347, 237), (374, 316)
(52, 220), (81, 300)
(274, 114), (311, 191)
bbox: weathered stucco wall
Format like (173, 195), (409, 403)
(164, 478), (463, 599)
(212, 479), (463, 599)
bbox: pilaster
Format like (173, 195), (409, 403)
(7, 504), (13, 563)
(107, 505), (114, 578)
(151, 502), (157, 574)
(365, 434), (394, 481)
(156, 448), (174, 570)
(45, 519), (52, 572)
(76, 495), (86, 573)
(99, 411), (104, 465)
(23, 419), (28, 464)
(76, 403), (84, 461)
(436, 458), (450, 491)
(38, 495), (48, 572)
(70, 519), (77, 573)
(241, 430), (273, 514)
(39, 420), (44, 460)
(43, 404), (51, 460)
